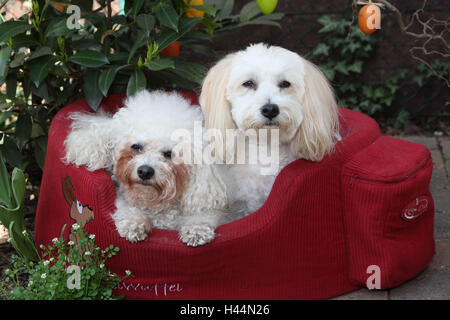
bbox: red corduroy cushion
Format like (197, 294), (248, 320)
(34, 93), (434, 299)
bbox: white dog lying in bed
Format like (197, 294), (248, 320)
(200, 43), (340, 216)
(64, 90), (227, 246)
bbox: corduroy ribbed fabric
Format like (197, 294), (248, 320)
(34, 93), (435, 299)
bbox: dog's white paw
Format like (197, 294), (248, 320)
(179, 224), (215, 247)
(116, 217), (151, 243)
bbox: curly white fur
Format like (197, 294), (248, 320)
(200, 43), (340, 216)
(64, 90), (227, 246)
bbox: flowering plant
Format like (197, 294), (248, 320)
(0, 226), (130, 300)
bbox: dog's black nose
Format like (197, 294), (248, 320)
(137, 165), (155, 180)
(261, 103), (280, 120)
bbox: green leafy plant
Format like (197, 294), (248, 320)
(0, 0), (283, 172)
(0, 151), (39, 262)
(310, 14), (409, 129)
(0, 226), (130, 300)
(412, 60), (450, 88)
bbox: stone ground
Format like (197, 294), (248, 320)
(0, 135), (448, 300)
(334, 135), (450, 300)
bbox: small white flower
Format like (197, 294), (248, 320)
(68, 241), (74, 246)
(125, 270), (131, 276)
(22, 230), (27, 236)
(41, 273), (47, 279)
(49, 257), (54, 262)
(72, 223), (80, 230)
(28, 280), (33, 286)
(99, 264), (105, 269)
(84, 251), (91, 256)
(43, 260), (50, 266)
(89, 234), (95, 240)
(52, 238), (58, 243)
(40, 244), (45, 249)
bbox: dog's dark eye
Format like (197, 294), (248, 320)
(131, 144), (143, 153)
(279, 80), (291, 89)
(162, 150), (172, 160)
(242, 80), (256, 89)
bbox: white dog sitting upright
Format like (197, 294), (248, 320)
(64, 90), (227, 246)
(200, 43), (340, 216)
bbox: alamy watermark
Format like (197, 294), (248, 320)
(366, 265), (381, 290)
(171, 121), (281, 175)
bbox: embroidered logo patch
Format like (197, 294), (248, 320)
(401, 195), (430, 222)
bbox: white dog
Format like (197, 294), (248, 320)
(64, 90), (227, 246)
(200, 43), (340, 216)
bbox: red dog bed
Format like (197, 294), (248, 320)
(34, 93), (435, 299)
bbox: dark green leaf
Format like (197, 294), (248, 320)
(9, 52), (26, 68)
(29, 56), (56, 87)
(6, 73), (17, 99)
(107, 52), (129, 63)
(240, 1), (260, 22)
(0, 151), (12, 207)
(157, 18), (201, 53)
(217, 0), (234, 19)
(0, 21), (32, 43)
(312, 43), (330, 57)
(127, 32), (146, 64)
(30, 82), (51, 102)
(413, 75), (424, 87)
(334, 62), (349, 75)
(69, 50), (109, 67)
(146, 58), (174, 71)
(187, 44), (217, 57)
(155, 2), (179, 32)
(98, 66), (120, 96)
(170, 61), (207, 84)
(347, 61), (363, 74)
(72, 0), (93, 11)
(0, 136), (22, 169)
(238, 14), (282, 28)
(15, 111), (32, 149)
(10, 167), (26, 211)
(136, 14), (155, 34)
(28, 46), (53, 61)
(112, 15), (127, 25)
(45, 18), (71, 37)
(189, 4), (217, 16)
(11, 34), (39, 49)
(32, 136), (47, 170)
(0, 46), (12, 80)
(83, 70), (103, 110)
(127, 69), (146, 97)
(131, 0), (144, 19)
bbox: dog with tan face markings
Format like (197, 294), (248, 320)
(64, 90), (227, 246)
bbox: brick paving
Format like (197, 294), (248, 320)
(335, 136), (450, 300)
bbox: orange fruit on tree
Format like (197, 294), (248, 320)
(358, 4), (381, 35)
(161, 40), (180, 57)
(184, 0), (205, 18)
(50, 1), (71, 13)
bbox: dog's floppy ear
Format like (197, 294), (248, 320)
(199, 54), (236, 132)
(290, 60), (339, 161)
(64, 111), (116, 171)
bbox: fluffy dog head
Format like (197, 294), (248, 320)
(65, 90), (202, 211)
(200, 43), (339, 161)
